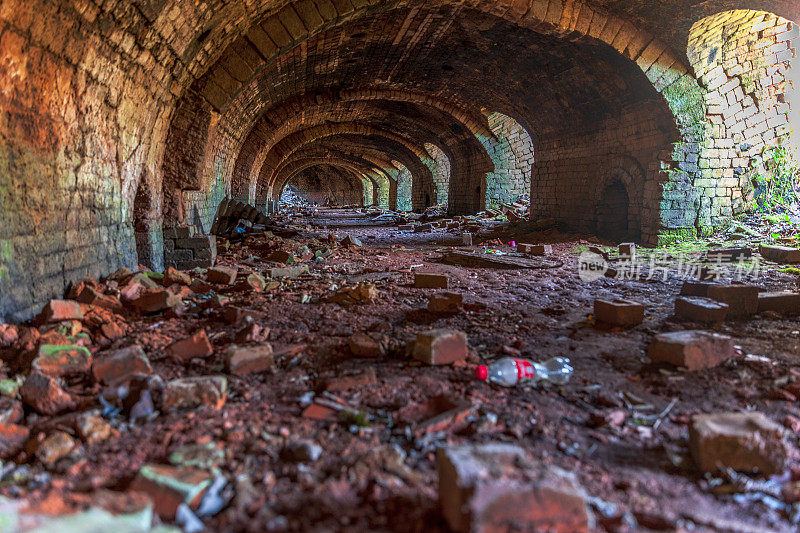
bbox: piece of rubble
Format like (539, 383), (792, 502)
(706, 247), (751, 262)
(324, 282), (377, 305)
(414, 272), (448, 289)
(245, 273), (266, 292)
(428, 292), (463, 314)
(648, 330), (736, 370)
(674, 296), (729, 323)
(162, 376), (227, 410)
(413, 329), (469, 365)
(20, 373), (76, 415)
(36, 431), (77, 465)
(0, 323), (19, 346)
(757, 291), (800, 316)
(167, 330), (214, 362)
(206, 266), (238, 285)
(518, 243), (552, 255)
(340, 235), (363, 247)
(618, 243), (636, 258)
(348, 333), (387, 358)
(32, 344), (93, 377)
(92, 345), (153, 385)
(266, 250), (295, 264)
(132, 288), (181, 314)
(164, 266), (192, 286)
(706, 284), (759, 318)
(130, 464), (213, 519)
(225, 344), (274, 376)
(680, 280), (717, 297)
(438, 443), (593, 533)
(281, 440), (323, 463)
(759, 244), (800, 263)
(0, 423), (29, 458)
(0, 397), (23, 425)
(76, 286), (124, 312)
(41, 299), (84, 323)
(593, 299), (644, 327)
(689, 412), (790, 475)
(76, 412), (114, 443)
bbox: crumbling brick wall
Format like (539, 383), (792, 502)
(481, 112), (534, 208)
(689, 10), (799, 226)
(424, 143), (451, 207)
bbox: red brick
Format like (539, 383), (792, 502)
(41, 299), (84, 322)
(648, 330), (736, 370)
(162, 376), (227, 411)
(438, 443), (592, 533)
(166, 330), (214, 362)
(19, 373), (76, 415)
(689, 412), (790, 475)
(757, 291), (800, 316)
(225, 343), (274, 376)
(132, 289), (181, 314)
(674, 296), (729, 322)
(706, 284), (759, 317)
(92, 345), (153, 385)
(0, 423), (29, 458)
(32, 344), (93, 377)
(428, 292), (463, 314)
(76, 286), (123, 312)
(414, 272), (448, 288)
(164, 267), (192, 286)
(348, 332), (387, 357)
(130, 464), (213, 519)
(518, 243), (552, 255)
(759, 244), (800, 263)
(206, 266), (238, 284)
(413, 329), (468, 365)
(680, 280), (717, 297)
(593, 298), (644, 326)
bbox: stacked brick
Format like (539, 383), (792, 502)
(163, 228), (217, 271)
(424, 143), (451, 207)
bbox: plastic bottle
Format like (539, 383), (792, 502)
(475, 357), (573, 387)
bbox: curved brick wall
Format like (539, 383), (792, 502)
(1, 0), (798, 320)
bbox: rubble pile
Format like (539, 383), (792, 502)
(0, 208), (799, 531)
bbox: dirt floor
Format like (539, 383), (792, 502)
(2, 208), (800, 532)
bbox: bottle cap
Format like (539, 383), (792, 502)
(475, 365), (488, 381)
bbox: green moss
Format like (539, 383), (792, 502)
(656, 227), (698, 247)
(779, 267), (800, 275)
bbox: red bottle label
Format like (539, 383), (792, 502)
(514, 359), (535, 380)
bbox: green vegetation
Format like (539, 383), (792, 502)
(752, 146), (799, 214)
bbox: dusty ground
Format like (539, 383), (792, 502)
(2, 208), (800, 532)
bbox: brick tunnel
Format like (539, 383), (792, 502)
(1, 1), (800, 531)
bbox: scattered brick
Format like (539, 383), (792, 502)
(706, 247), (752, 262)
(680, 280), (718, 297)
(759, 244), (800, 263)
(0, 397), (23, 425)
(706, 284), (759, 317)
(757, 291), (800, 315)
(132, 289), (181, 314)
(76, 286), (123, 312)
(414, 272), (448, 289)
(438, 443), (592, 533)
(593, 299), (644, 327)
(130, 464), (213, 519)
(92, 345), (153, 385)
(19, 373), (76, 415)
(428, 292), (463, 314)
(618, 243), (636, 258)
(340, 235), (363, 247)
(41, 299), (84, 323)
(266, 250), (295, 264)
(0, 423), (29, 459)
(166, 330), (214, 362)
(648, 330), (736, 370)
(348, 333), (388, 358)
(674, 296), (729, 322)
(206, 266), (238, 284)
(162, 376), (228, 411)
(32, 344), (93, 377)
(245, 272), (266, 292)
(517, 243), (552, 255)
(164, 267), (192, 286)
(413, 329), (469, 365)
(36, 431), (77, 465)
(225, 344), (274, 376)
(689, 412), (790, 475)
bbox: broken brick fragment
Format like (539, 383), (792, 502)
(166, 330), (213, 362)
(517, 243), (552, 255)
(759, 244), (800, 264)
(593, 299), (644, 327)
(164, 266), (192, 286)
(206, 266), (238, 284)
(689, 412), (790, 475)
(0, 397), (23, 425)
(36, 431), (77, 465)
(438, 443), (593, 533)
(674, 296), (729, 323)
(414, 272), (448, 289)
(266, 250), (295, 264)
(92, 345), (153, 385)
(245, 272), (266, 292)
(32, 344), (93, 377)
(132, 288), (181, 314)
(348, 333), (388, 358)
(162, 376), (227, 410)
(225, 344), (274, 376)
(413, 329), (469, 365)
(130, 464), (213, 519)
(19, 373), (76, 415)
(0, 423), (29, 458)
(427, 292), (463, 314)
(76, 286), (123, 312)
(648, 330), (736, 370)
(41, 299), (84, 323)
